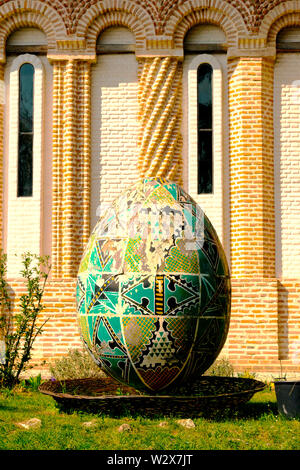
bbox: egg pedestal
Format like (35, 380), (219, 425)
(76, 178), (231, 393)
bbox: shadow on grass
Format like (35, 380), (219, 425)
(53, 399), (279, 422)
(198, 400), (278, 422)
(0, 405), (20, 413)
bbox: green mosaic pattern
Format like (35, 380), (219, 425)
(76, 178), (231, 392)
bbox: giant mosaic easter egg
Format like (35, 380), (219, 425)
(76, 178), (231, 392)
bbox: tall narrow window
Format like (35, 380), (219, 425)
(197, 63), (212, 194)
(18, 63), (34, 196)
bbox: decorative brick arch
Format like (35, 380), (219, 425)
(165, 0), (247, 48)
(84, 10), (148, 52)
(76, 0), (155, 52)
(259, 0), (300, 44)
(0, 0), (67, 61)
(266, 11), (300, 47)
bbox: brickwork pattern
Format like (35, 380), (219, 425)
(228, 57), (275, 278)
(5, 277), (298, 377)
(80, 1), (154, 53)
(274, 52), (300, 278)
(52, 61), (64, 278)
(0, 0), (287, 36)
(278, 280), (300, 369)
(5, 279), (81, 372)
(52, 60), (91, 278)
(137, 57), (183, 184)
(223, 278), (279, 372)
(172, 5), (239, 48)
(90, 51), (139, 229)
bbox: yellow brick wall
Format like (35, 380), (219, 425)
(51, 59), (91, 278)
(90, 49), (139, 230)
(228, 57), (275, 279)
(274, 52), (300, 278)
(137, 56), (183, 185)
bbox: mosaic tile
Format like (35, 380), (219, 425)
(121, 274), (155, 315)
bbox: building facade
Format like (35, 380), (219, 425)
(1, 0), (300, 377)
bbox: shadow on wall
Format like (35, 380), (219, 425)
(277, 281), (289, 360)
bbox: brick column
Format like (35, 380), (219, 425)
(52, 59), (91, 278)
(223, 55), (280, 372)
(228, 56), (275, 278)
(137, 56), (183, 185)
(52, 60), (64, 278)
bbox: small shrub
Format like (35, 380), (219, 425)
(237, 370), (257, 380)
(0, 251), (51, 389)
(204, 357), (235, 377)
(49, 348), (106, 380)
(20, 373), (43, 391)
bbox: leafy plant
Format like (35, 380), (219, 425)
(204, 357), (235, 377)
(21, 373), (43, 392)
(115, 387), (131, 396)
(0, 251), (51, 388)
(49, 348), (106, 381)
(59, 381), (67, 394)
(237, 370), (257, 380)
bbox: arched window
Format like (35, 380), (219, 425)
(184, 51), (226, 247)
(183, 24), (228, 257)
(3, 27), (53, 277)
(197, 63), (213, 194)
(5, 53), (45, 276)
(18, 62), (34, 196)
(8, 54), (43, 201)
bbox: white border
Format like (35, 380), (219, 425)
(8, 53), (44, 200)
(6, 54), (44, 276)
(187, 54), (224, 242)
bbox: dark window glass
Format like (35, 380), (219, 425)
(197, 63), (213, 194)
(18, 63), (34, 197)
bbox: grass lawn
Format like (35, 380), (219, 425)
(0, 385), (299, 451)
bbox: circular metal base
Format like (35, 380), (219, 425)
(39, 376), (266, 417)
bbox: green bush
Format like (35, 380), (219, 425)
(237, 370), (257, 380)
(20, 373), (43, 391)
(0, 251), (51, 388)
(50, 352), (236, 381)
(204, 357), (235, 377)
(49, 348), (106, 380)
